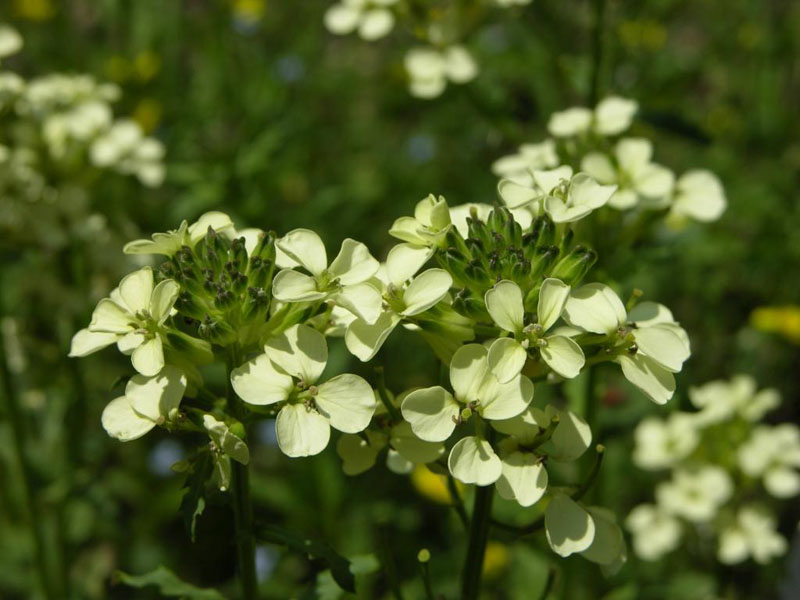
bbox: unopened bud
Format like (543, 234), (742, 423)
(548, 244), (597, 286)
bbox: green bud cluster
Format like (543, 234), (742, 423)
(158, 227), (277, 347)
(437, 207), (597, 320)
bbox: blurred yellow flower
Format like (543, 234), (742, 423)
(482, 541), (510, 579)
(132, 98), (162, 134)
(232, 0), (266, 24)
(14, 0), (56, 21)
(410, 465), (463, 504)
(751, 306), (800, 344)
(134, 51), (161, 83)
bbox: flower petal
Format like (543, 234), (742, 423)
(448, 436), (502, 486)
(580, 507), (625, 566)
(496, 452), (548, 507)
(272, 269), (325, 302)
(89, 299), (132, 334)
(131, 336), (165, 376)
(336, 432), (386, 475)
(385, 243), (434, 286)
(101, 396), (156, 441)
(545, 494), (596, 557)
(449, 344), (490, 403)
(275, 404), (331, 457)
(569, 173), (616, 210)
(344, 312), (401, 361)
(188, 211), (234, 244)
(125, 365), (186, 422)
(487, 337), (527, 384)
(315, 374), (376, 433)
(335, 282), (383, 324)
(390, 422), (445, 464)
(563, 283), (626, 334)
(150, 279), (180, 324)
(328, 238), (380, 285)
(68, 328), (119, 357)
(634, 324), (690, 372)
(265, 324), (328, 383)
(550, 408), (592, 461)
(540, 335), (585, 379)
(617, 354), (675, 405)
(498, 179), (538, 209)
(231, 353), (294, 405)
(537, 278), (570, 331)
(323, 4), (360, 34)
(276, 228), (327, 276)
(485, 280), (524, 334)
(401, 269), (452, 316)
(203, 414), (250, 465)
(479, 373), (534, 420)
(400, 386), (459, 442)
(358, 8), (394, 40)
(119, 267), (154, 314)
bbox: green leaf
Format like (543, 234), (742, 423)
(256, 523), (356, 593)
(115, 565), (224, 599)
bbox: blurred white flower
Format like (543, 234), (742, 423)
(655, 465), (733, 523)
(738, 424), (800, 498)
(0, 24), (23, 60)
(668, 169), (727, 223)
(633, 413), (699, 470)
(626, 503), (682, 561)
(404, 46), (477, 99)
(548, 96), (638, 138)
(718, 505), (788, 565)
(491, 139), (559, 186)
(324, 0), (398, 41)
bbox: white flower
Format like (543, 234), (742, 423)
(633, 413), (699, 470)
(545, 493), (596, 557)
(203, 414), (250, 465)
(70, 267), (180, 376)
(484, 278), (585, 382)
(626, 503), (682, 561)
(580, 507), (627, 570)
(738, 424), (800, 498)
(101, 366), (186, 441)
(655, 465), (733, 523)
(718, 505), (788, 565)
(548, 96), (638, 138)
(0, 24), (23, 59)
(401, 344), (533, 485)
(689, 375), (780, 426)
(231, 324), (377, 457)
(324, 0), (398, 41)
(581, 138), (675, 210)
(668, 170), (727, 223)
(491, 139), (559, 186)
(273, 229), (382, 324)
(563, 287), (690, 404)
(90, 119), (166, 187)
(388, 194), (453, 247)
(345, 242), (451, 361)
(498, 165), (617, 224)
(123, 211), (234, 256)
(404, 46), (477, 99)
(491, 404), (591, 507)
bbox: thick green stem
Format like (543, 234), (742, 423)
(0, 319), (55, 600)
(589, 0), (607, 105)
(460, 483), (494, 600)
(226, 349), (257, 600)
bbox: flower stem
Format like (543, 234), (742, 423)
(226, 348), (257, 600)
(460, 483), (494, 600)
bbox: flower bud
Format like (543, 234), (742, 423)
(452, 290), (490, 321)
(198, 316), (237, 345)
(252, 230), (277, 262)
(229, 237), (248, 274)
(549, 244), (597, 286)
(174, 291), (208, 321)
(529, 246), (560, 281)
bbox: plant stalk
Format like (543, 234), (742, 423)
(460, 483), (494, 600)
(226, 349), (258, 600)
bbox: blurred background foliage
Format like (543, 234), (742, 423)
(1, 0), (799, 598)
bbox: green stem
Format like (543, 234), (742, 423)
(226, 349), (257, 600)
(446, 474), (469, 530)
(460, 483), (494, 600)
(0, 319), (55, 600)
(589, 0), (607, 105)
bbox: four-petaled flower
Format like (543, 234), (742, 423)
(231, 324), (377, 457)
(562, 284), (691, 404)
(273, 228), (382, 324)
(401, 343), (533, 485)
(324, 0), (398, 41)
(69, 266), (180, 376)
(484, 278), (586, 382)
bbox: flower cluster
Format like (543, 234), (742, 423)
(493, 96), (727, 227)
(627, 375), (799, 565)
(71, 186), (689, 570)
